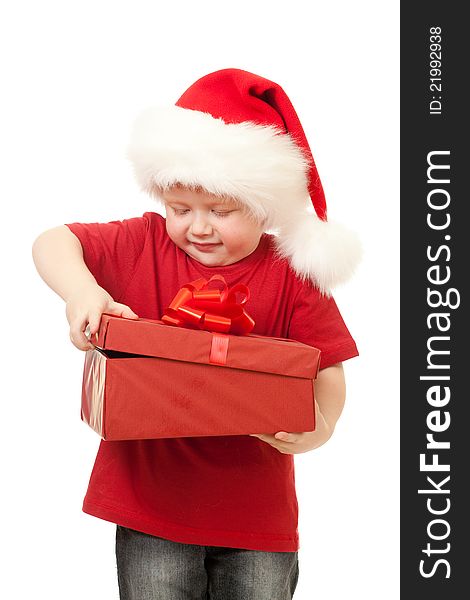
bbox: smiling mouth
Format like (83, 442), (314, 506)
(190, 242), (221, 247)
(190, 242), (222, 252)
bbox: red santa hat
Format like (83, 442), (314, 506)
(127, 67), (361, 294)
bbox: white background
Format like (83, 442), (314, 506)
(1, 1), (399, 598)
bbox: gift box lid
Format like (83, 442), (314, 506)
(91, 314), (321, 379)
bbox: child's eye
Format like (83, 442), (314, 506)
(171, 208), (233, 217)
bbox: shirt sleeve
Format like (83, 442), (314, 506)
(64, 215), (149, 301)
(287, 283), (359, 370)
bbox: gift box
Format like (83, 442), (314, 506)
(80, 315), (320, 440)
(80, 277), (321, 440)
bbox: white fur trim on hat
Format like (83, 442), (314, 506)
(274, 210), (362, 296)
(127, 105), (311, 228)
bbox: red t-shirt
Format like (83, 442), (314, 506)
(65, 212), (358, 552)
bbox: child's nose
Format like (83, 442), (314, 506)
(190, 215), (213, 236)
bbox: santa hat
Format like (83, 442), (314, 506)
(127, 68), (361, 294)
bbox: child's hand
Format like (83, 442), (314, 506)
(249, 431), (324, 455)
(65, 283), (139, 351)
(249, 399), (332, 454)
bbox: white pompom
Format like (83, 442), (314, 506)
(274, 213), (362, 295)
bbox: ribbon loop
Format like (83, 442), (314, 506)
(161, 275), (255, 335)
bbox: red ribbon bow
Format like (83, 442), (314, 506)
(161, 275), (255, 335)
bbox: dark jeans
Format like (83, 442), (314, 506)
(116, 525), (299, 600)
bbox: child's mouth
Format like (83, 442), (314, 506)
(191, 242), (222, 252)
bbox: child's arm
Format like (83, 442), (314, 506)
(250, 363), (346, 454)
(32, 226), (138, 351)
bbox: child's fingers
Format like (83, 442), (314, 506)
(250, 433), (275, 444)
(87, 312), (103, 336)
(250, 433), (298, 455)
(274, 431), (296, 442)
(69, 304), (138, 352)
(109, 302), (139, 320)
(69, 317), (94, 351)
(251, 432), (297, 442)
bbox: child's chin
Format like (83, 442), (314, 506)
(195, 256), (225, 267)
(187, 249), (220, 265)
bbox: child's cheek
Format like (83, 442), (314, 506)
(165, 219), (182, 245)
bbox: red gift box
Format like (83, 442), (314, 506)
(80, 314), (321, 440)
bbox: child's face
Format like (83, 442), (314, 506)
(161, 185), (265, 267)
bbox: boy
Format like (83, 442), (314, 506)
(32, 68), (360, 600)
